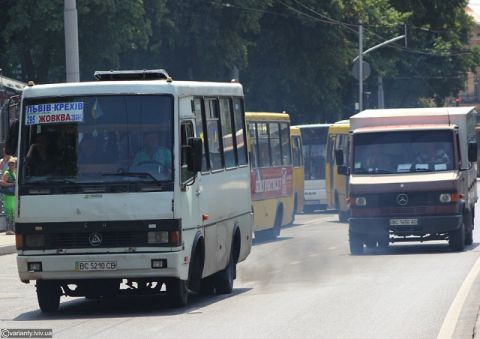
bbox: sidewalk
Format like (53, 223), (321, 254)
(0, 231), (16, 255)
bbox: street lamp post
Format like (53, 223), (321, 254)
(354, 29), (406, 112)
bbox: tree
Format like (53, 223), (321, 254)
(242, 0), (406, 123)
(0, 0), (151, 82)
(384, 0), (480, 107)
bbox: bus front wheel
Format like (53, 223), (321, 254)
(167, 278), (189, 307)
(36, 280), (61, 313)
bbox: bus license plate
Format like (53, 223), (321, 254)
(75, 261), (117, 272)
(389, 218), (418, 226)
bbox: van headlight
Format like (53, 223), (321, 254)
(354, 197), (367, 206)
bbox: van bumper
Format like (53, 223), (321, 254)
(349, 215), (463, 236)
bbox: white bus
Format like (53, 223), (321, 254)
(295, 124), (331, 212)
(14, 70), (253, 311)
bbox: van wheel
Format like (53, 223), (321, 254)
(37, 280), (61, 313)
(449, 223), (466, 252)
(213, 252), (235, 294)
(167, 278), (189, 307)
(464, 209), (474, 246)
(465, 228), (473, 246)
(349, 232), (364, 255)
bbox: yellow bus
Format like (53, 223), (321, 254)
(246, 112), (294, 239)
(325, 120), (350, 222)
(290, 126), (304, 218)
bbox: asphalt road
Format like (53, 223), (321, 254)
(1, 211), (480, 339)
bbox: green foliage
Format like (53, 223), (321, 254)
(0, 0), (478, 121)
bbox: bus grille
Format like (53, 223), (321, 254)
(39, 231), (146, 249)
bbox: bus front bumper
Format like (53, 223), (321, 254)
(17, 251), (187, 282)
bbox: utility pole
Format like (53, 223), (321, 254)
(64, 0), (80, 82)
(358, 22), (363, 112)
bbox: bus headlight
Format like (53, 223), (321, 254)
(25, 234), (45, 248)
(354, 197), (367, 206)
(148, 231), (169, 244)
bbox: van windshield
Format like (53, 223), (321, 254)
(352, 130), (455, 174)
(20, 95), (173, 185)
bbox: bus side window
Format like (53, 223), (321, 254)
(270, 123), (282, 166)
(233, 98), (248, 166)
(220, 98), (236, 168)
(205, 98), (224, 171)
(248, 122), (259, 168)
(181, 121), (195, 183)
(193, 98), (209, 172)
(280, 122), (291, 165)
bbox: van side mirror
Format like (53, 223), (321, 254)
(187, 137), (203, 173)
(337, 165), (349, 176)
(335, 150), (344, 166)
(468, 142), (477, 163)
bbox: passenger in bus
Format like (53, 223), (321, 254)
(25, 134), (52, 176)
(78, 134), (101, 164)
(132, 132), (171, 169)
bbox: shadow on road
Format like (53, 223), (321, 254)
(253, 236), (293, 246)
(13, 287), (251, 321)
(359, 242), (480, 256)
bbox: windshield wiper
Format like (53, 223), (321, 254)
(411, 167), (431, 172)
(102, 172), (162, 185)
(353, 168), (393, 174)
(28, 177), (79, 185)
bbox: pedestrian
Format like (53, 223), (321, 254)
(2, 157), (16, 235)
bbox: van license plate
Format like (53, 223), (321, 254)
(389, 218), (418, 226)
(75, 261), (117, 272)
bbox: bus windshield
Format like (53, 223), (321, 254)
(301, 127), (328, 180)
(352, 130), (455, 174)
(20, 95), (173, 185)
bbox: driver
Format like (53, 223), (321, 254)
(132, 132), (171, 168)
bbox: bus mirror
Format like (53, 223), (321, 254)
(335, 150), (344, 166)
(337, 165), (349, 176)
(468, 142), (477, 162)
(187, 137), (203, 172)
(5, 119), (19, 156)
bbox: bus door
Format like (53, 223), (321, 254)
(326, 133), (336, 208)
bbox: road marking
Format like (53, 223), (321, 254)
(437, 254), (480, 339)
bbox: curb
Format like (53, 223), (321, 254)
(0, 245), (16, 256)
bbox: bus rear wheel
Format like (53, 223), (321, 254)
(213, 253), (235, 294)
